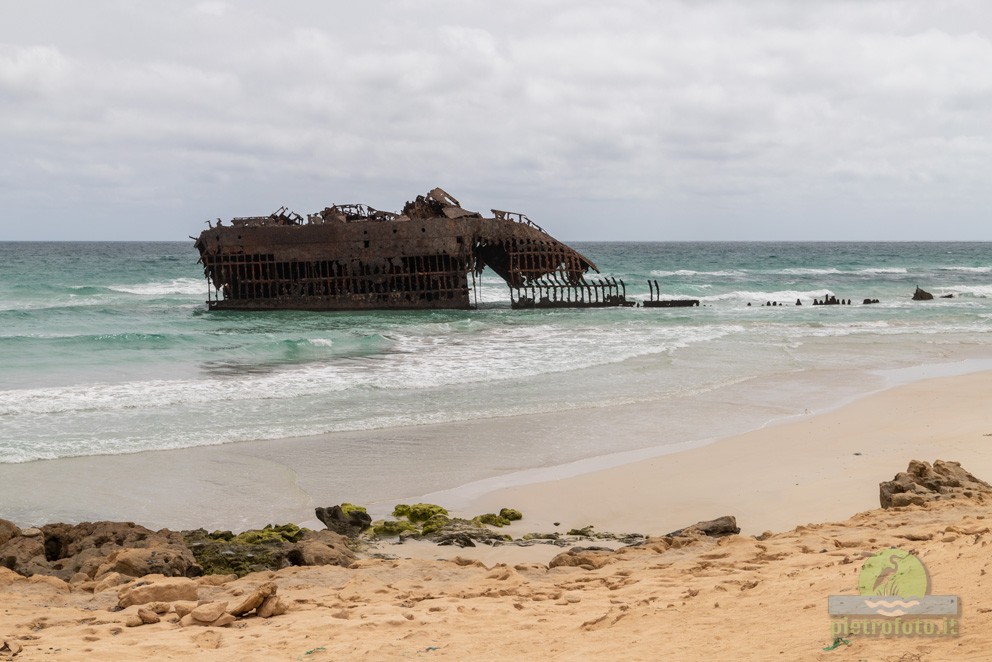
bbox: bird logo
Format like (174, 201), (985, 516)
(857, 548), (930, 616)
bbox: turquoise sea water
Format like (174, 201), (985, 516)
(1, 241), (990, 467)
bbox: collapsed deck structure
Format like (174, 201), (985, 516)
(194, 188), (599, 310)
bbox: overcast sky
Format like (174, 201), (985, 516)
(2, 1), (992, 241)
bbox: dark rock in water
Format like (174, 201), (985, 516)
(912, 287), (934, 301)
(879, 460), (992, 508)
(666, 515), (740, 538)
(315, 505), (372, 537)
(940, 293), (955, 298)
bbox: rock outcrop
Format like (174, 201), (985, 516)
(182, 526), (354, 577)
(912, 287), (934, 301)
(0, 520), (354, 581)
(315, 505), (372, 537)
(0, 520), (199, 581)
(665, 515), (740, 538)
(548, 546), (617, 570)
(879, 460), (992, 508)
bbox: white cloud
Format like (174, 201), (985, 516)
(0, 1), (991, 239)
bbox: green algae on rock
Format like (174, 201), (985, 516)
(392, 503), (449, 523)
(371, 520), (420, 538)
(499, 508), (523, 521)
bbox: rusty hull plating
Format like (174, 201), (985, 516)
(194, 188), (599, 310)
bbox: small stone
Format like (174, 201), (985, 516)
(124, 614), (145, 628)
(228, 581), (277, 616)
(209, 613), (236, 627)
(94, 572), (126, 594)
(145, 601), (172, 614)
(20, 528), (42, 538)
(117, 578), (198, 608)
(137, 608), (160, 625)
(68, 572), (90, 585)
(256, 595), (286, 618)
(174, 601), (198, 617)
(191, 601), (229, 623)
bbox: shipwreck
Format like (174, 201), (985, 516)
(194, 188), (615, 311)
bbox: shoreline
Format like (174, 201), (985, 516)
(2, 360), (991, 538)
(458, 368), (992, 540)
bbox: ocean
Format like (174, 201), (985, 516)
(2, 241), (991, 481)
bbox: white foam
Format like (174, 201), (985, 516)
(109, 278), (205, 296)
(939, 285), (992, 298)
(700, 289), (833, 303)
(774, 267), (907, 276)
(650, 269), (743, 278)
(0, 323), (744, 418)
(936, 266), (992, 274)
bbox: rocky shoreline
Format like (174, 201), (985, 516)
(1, 459), (990, 659)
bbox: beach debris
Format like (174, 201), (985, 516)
(315, 504), (372, 537)
(822, 636), (852, 651)
(665, 515), (740, 538)
(812, 296), (850, 306)
(512, 275), (634, 309)
(912, 286), (934, 300)
(879, 460), (992, 508)
(642, 280), (699, 308)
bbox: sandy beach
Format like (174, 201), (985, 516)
(2, 369), (992, 659)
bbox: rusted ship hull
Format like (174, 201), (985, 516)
(194, 188), (597, 311)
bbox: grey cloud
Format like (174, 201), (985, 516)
(1, 1), (991, 240)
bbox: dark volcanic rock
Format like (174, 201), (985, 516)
(422, 519), (512, 547)
(879, 460), (992, 508)
(0, 520), (198, 581)
(912, 287), (934, 301)
(315, 505), (372, 537)
(666, 515), (740, 538)
(182, 526), (354, 577)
